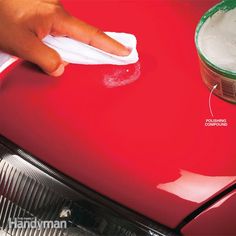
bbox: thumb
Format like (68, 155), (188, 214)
(17, 32), (64, 77)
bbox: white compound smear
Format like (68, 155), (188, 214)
(103, 62), (141, 88)
(198, 8), (236, 72)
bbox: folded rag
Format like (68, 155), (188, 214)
(43, 32), (139, 65)
(0, 32), (139, 73)
(0, 52), (17, 73)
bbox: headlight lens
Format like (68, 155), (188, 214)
(0, 136), (178, 236)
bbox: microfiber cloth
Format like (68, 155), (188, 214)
(43, 32), (139, 65)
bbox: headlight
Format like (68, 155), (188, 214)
(0, 135), (179, 236)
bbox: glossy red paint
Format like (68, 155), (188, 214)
(182, 190), (236, 235)
(0, 0), (236, 229)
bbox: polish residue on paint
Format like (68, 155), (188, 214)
(103, 62), (141, 88)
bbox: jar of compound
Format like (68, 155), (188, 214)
(195, 0), (236, 103)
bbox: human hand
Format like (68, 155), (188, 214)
(0, 0), (130, 76)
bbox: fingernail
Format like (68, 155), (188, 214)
(126, 47), (132, 53)
(122, 47), (132, 56)
(51, 64), (65, 77)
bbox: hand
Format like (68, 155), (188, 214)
(0, 0), (130, 76)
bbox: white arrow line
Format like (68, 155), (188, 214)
(209, 84), (218, 117)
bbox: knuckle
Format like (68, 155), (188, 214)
(89, 28), (103, 45)
(42, 5), (63, 19)
(93, 28), (104, 37)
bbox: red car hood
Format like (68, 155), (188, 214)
(0, 0), (235, 229)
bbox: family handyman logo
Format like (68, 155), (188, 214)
(7, 217), (67, 229)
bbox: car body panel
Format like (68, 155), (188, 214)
(0, 0), (236, 229)
(181, 190), (236, 235)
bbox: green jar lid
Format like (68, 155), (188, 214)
(195, 0), (236, 79)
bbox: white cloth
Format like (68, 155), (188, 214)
(43, 32), (139, 65)
(0, 32), (139, 73)
(0, 52), (17, 73)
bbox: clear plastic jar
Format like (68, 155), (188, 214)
(195, 0), (236, 103)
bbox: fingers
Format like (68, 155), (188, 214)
(58, 14), (131, 56)
(16, 31), (65, 77)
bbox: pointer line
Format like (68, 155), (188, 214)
(209, 84), (218, 117)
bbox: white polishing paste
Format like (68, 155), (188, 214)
(198, 8), (236, 72)
(43, 32), (139, 65)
